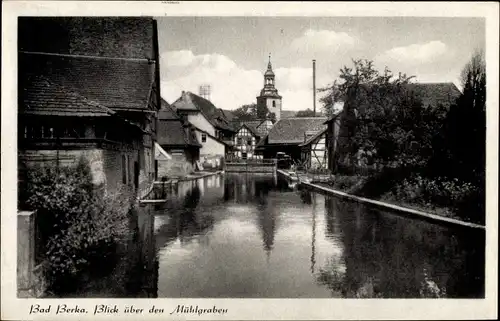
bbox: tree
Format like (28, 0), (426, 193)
(441, 50), (486, 183)
(233, 103), (275, 122)
(232, 103), (257, 121)
(319, 59), (442, 173)
(295, 108), (317, 117)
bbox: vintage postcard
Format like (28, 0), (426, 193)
(1, 1), (498, 320)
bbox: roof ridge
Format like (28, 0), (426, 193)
(20, 50), (153, 63)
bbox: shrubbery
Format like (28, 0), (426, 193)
(23, 159), (136, 293)
(383, 174), (483, 223)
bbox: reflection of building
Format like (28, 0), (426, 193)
(256, 205), (277, 261)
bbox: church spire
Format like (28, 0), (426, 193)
(267, 53), (272, 71)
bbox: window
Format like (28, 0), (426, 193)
(272, 101), (276, 107)
(237, 137), (242, 145)
(201, 133), (207, 143)
(247, 138), (252, 146)
(242, 152), (247, 160)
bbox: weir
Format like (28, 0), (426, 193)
(225, 159), (277, 173)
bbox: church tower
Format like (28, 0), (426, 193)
(257, 55), (282, 121)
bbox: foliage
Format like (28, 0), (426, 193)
(384, 174), (482, 223)
(233, 103), (275, 122)
(320, 59), (445, 171)
(232, 103), (257, 121)
(432, 50), (486, 185)
(318, 53), (486, 223)
(330, 174), (364, 191)
(23, 158), (135, 292)
(295, 108), (317, 117)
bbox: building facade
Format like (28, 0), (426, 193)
(171, 91), (232, 168)
(255, 117), (327, 162)
(18, 17), (161, 197)
(156, 99), (201, 178)
(299, 129), (328, 170)
(233, 124), (261, 160)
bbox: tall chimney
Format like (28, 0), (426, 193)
(313, 59), (316, 117)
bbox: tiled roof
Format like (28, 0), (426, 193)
(158, 98), (180, 120)
(157, 120), (201, 148)
(19, 17), (156, 60)
(405, 83), (461, 108)
(20, 75), (114, 117)
(280, 110), (297, 119)
(299, 128), (327, 147)
(19, 51), (156, 111)
(220, 109), (237, 121)
(267, 117), (327, 144)
(171, 92), (235, 132)
(239, 123), (261, 138)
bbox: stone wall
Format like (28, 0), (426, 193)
(19, 147), (148, 194)
(17, 211), (47, 298)
(157, 153), (194, 179)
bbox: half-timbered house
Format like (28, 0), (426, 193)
(299, 128), (328, 170)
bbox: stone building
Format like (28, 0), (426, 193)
(256, 56), (283, 121)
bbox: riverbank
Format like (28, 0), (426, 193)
(277, 170), (485, 230)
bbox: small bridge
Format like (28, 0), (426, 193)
(225, 159), (277, 173)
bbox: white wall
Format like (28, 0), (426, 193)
(187, 112), (215, 136)
(195, 129), (225, 159)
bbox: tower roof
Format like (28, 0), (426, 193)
(264, 54), (275, 76)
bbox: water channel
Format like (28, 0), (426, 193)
(121, 173), (485, 298)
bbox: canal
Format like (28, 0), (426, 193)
(134, 173), (484, 298)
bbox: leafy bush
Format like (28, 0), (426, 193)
(331, 175), (364, 191)
(23, 158), (135, 293)
(386, 174), (484, 223)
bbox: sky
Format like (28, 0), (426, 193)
(156, 17), (485, 111)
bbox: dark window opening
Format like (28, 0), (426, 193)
(237, 137), (242, 145)
(122, 155), (127, 184)
(272, 101), (276, 107)
(247, 139), (252, 145)
(201, 133), (207, 143)
(242, 152), (247, 160)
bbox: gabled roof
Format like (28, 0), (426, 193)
(19, 51), (157, 112)
(157, 120), (201, 148)
(237, 123), (261, 138)
(20, 75), (115, 117)
(158, 98), (180, 120)
(405, 83), (461, 108)
(266, 117), (327, 145)
(192, 126), (231, 147)
(171, 91), (235, 132)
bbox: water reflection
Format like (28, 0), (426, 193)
(147, 174), (484, 298)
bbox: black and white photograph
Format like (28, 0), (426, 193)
(1, 1), (498, 320)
